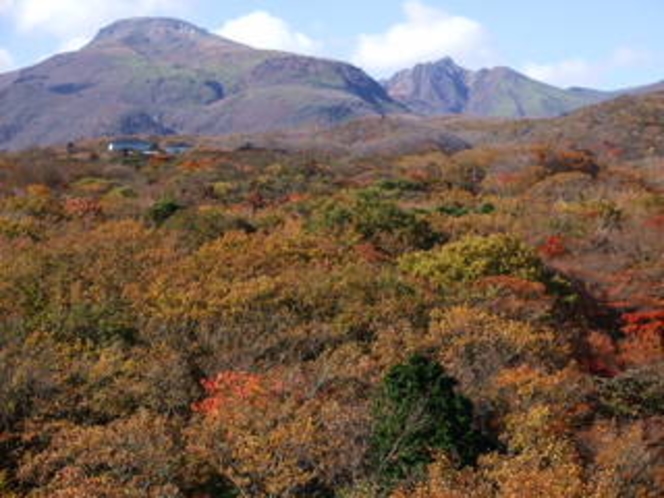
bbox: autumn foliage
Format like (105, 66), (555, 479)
(0, 136), (662, 497)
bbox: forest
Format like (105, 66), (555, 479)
(0, 128), (662, 497)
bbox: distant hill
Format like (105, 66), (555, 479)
(0, 17), (662, 151)
(434, 90), (664, 165)
(181, 90), (664, 162)
(0, 18), (401, 150)
(520, 90), (664, 160)
(384, 57), (612, 118)
(626, 80), (664, 95)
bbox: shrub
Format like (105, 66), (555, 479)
(70, 177), (116, 195)
(436, 202), (495, 218)
(426, 306), (565, 395)
(437, 204), (471, 218)
(190, 368), (370, 497)
(371, 355), (487, 486)
(598, 363), (664, 418)
(0, 216), (43, 241)
(17, 411), (185, 496)
(163, 206), (255, 248)
(375, 178), (426, 194)
(104, 185), (136, 199)
(538, 235), (568, 258)
(310, 189), (441, 254)
(399, 234), (546, 289)
(63, 197), (103, 218)
(147, 198), (182, 226)
(534, 145), (599, 177)
(6, 184), (64, 220)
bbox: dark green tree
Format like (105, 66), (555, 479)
(147, 198), (182, 226)
(371, 355), (487, 486)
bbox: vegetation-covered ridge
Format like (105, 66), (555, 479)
(0, 131), (662, 497)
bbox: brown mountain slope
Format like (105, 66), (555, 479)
(433, 90), (664, 162)
(0, 18), (401, 150)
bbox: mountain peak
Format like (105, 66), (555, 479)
(88, 17), (244, 51)
(434, 56), (460, 67)
(405, 57), (464, 74)
(384, 57), (470, 114)
(93, 17), (207, 42)
(384, 59), (612, 118)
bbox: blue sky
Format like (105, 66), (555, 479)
(0, 0), (661, 89)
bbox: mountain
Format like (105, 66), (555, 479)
(0, 18), (401, 150)
(627, 80), (664, 95)
(384, 57), (471, 114)
(384, 58), (611, 118)
(1, 18), (661, 151)
(517, 90), (664, 161)
(435, 89), (664, 168)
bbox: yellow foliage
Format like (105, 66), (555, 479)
(426, 306), (566, 394)
(189, 368), (370, 497)
(391, 453), (493, 498)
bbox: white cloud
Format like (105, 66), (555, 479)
(610, 47), (651, 67)
(8, 0), (189, 44)
(216, 11), (320, 54)
(351, 0), (493, 76)
(523, 47), (653, 88)
(59, 36), (92, 53)
(0, 47), (14, 71)
(0, 0), (15, 14)
(523, 59), (596, 88)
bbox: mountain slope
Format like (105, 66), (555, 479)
(384, 58), (611, 118)
(386, 57), (471, 114)
(435, 90), (664, 168)
(0, 18), (401, 150)
(519, 90), (664, 161)
(627, 80), (664, 95)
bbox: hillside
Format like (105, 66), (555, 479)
(384, 57), (611, 118)
(0, 84), (662, 495)
(0, 18), (401, 150)
(508, 91), (663, 161)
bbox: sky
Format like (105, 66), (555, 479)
(0, 0), (661, 90)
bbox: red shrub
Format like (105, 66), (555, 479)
(64, 197), (103, 218)
(622, 310), (664, 337)
(644, 214), (664, 230)
(192, 371), (282, 416)
(538, 235), (568, 258)
(619, 310), (664, 366)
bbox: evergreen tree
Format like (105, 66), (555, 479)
(371, 355), (487, 485)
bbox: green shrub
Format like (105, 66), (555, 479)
(598, 363), (664, 419)
(71, 177), (116, 195)
(371, 355), (487, 486)
(147, 198), (182, 226)
(105, 185), (137, 199)
(437, 204), (471, 217)
(309, 189), (441, 253)
(375, 178), (426, 194)
(477, 202), (496, 214)
(399, 234), (546, 288)
(0, 216), (43, 241)
(164, 207), (255, 248)
(210, 181), (236, 201)
(309, 198), (354, 233)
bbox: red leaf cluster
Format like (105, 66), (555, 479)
(619, 309), (664, 366)
(644, 214), (664, 230)
(622, 310), (664, 337)
(64, 197), (103, 218)
(538, 235), (567, 258)
(193, 371), (281, 416)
